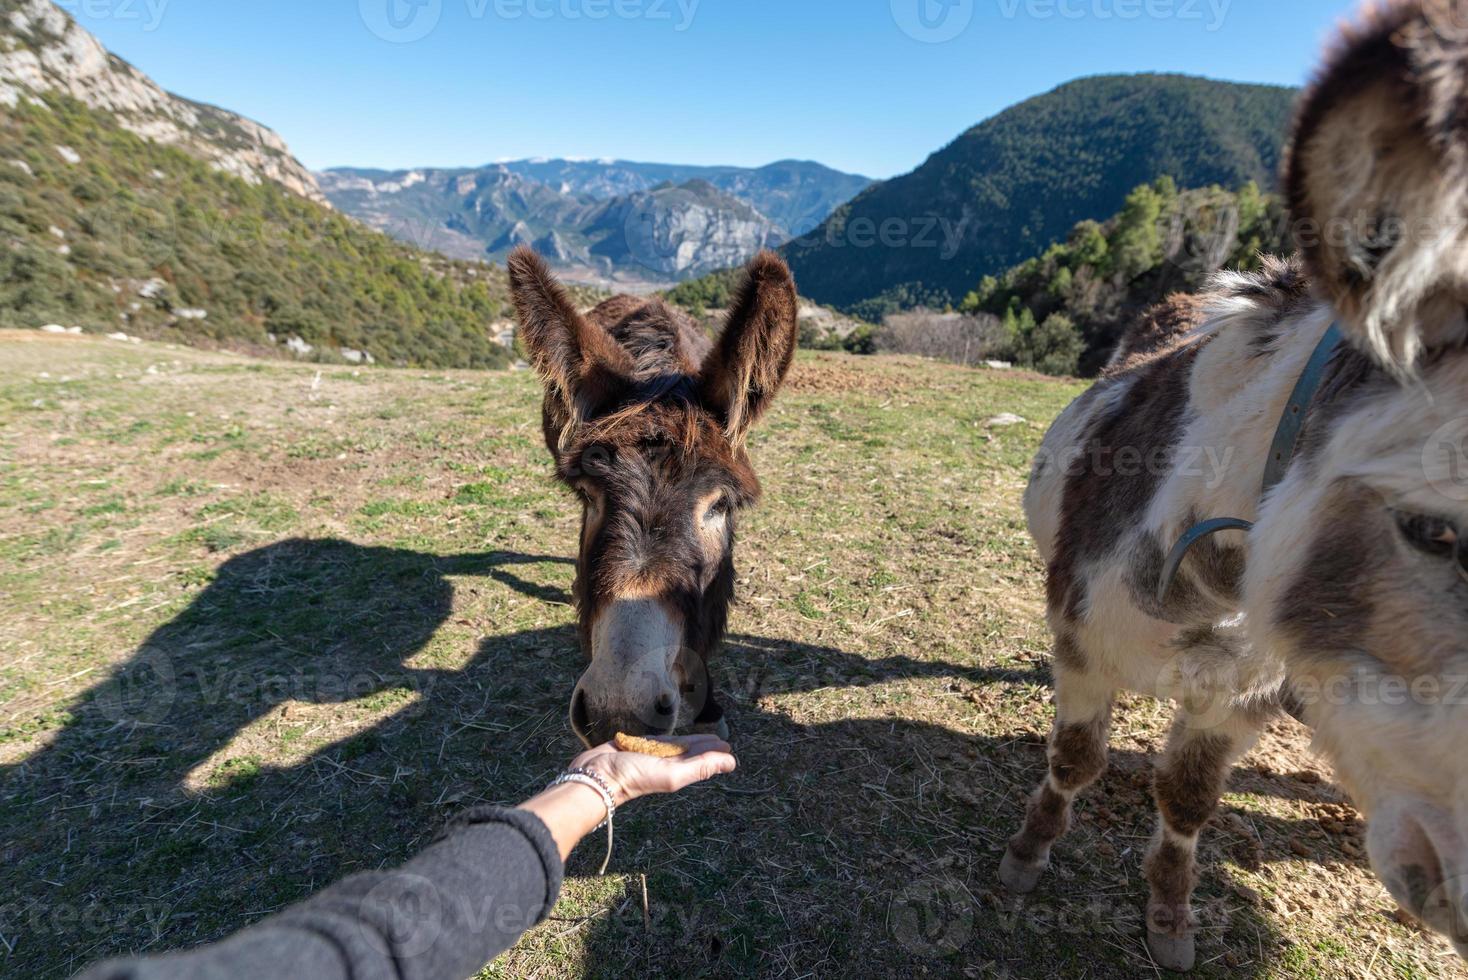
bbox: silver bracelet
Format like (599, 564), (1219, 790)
(549, 766), (617, 875)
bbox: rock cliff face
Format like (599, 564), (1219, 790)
(586, 180), (784, 279)
(319, 166), (595, 262)
(485, 158), (872, 238)
(0, 0), (325, 203)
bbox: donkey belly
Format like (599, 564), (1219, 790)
(1027, 378), (1263, 701)
(1071, 560), (1192, 688)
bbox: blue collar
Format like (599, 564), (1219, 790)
(1156, 323), (1344, 605)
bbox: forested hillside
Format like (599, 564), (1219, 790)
(668, 178), (1292, 376)
(2, 96), (524, 368)
(783, 74), (1296, 319)
(960, 178), (1290, 374)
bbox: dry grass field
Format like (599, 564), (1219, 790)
(1, 331), (1463, 979)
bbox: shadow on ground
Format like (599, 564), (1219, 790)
(0, 540), (1365, 978)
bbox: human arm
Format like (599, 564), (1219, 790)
(74, 736), (736, 980)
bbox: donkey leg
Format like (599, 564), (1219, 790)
(690, 689), (730, 740)
(685, 661), (730, 739)
(1000, 665), (1114, 893)
(1144, 710), (1261, 972)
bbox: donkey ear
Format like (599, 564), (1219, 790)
(507, 246), (630, 444)
(699, 251), (799, 444)
(1285, 0), (1468, 371)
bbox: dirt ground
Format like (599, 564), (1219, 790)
(0, 335), (1462, 979)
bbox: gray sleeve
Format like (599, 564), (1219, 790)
(74, 807), (564, 980)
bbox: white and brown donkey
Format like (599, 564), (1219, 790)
(1004, 0), (1468, 969)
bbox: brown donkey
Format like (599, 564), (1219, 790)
(1005, 0), (1468, 970)
(507, 246), (798, 747)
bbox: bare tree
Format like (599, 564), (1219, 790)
(873, 308), (1008, 367)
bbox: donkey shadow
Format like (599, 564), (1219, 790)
(0, 539), (1372, 978)
(523, 645), (1375, 973)
(1, 538), (1029, 977)
(1, 539), (580, 976)
(1, 539), (574, 805)
(570, 674), (1366, 979)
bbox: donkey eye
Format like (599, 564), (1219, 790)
(703, 498), (730, 525)
(1393, 511), (1459, 559)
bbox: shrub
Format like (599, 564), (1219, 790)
(873, 309), (1008, 366)
(1013, 313), (1083, 377)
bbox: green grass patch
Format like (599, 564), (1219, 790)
(209, 756), (263, 789)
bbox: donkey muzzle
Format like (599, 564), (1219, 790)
(570, 599), (685, 747)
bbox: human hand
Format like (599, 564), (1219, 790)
(569, 735), (736, 807)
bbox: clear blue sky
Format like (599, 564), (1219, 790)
(74, 0), (1351, 179)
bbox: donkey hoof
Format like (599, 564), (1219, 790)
(1147, 930), (1196, 973)
(998, 848), (1046, 894)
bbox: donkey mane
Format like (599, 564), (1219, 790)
(546, 297), (730, 474)
(1104, 257), (1316, 379)
(587, 295), (711, 381)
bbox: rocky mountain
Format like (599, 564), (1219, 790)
(581, 179), (786, 280)
(320, 166), (596, 264)
(0, 0), (565, 368)
(492, 158), (872, 237)
(320, 158), (870, 286)
(0, 0), (325, 204)
(782, 74), (1298, 318)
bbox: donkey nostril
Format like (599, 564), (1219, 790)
(653, 693), (675, 717)
(571, 689), (591, 736)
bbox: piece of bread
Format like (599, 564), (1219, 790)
(613, 733), (686, 758)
